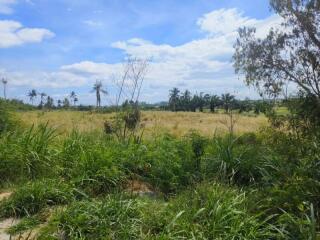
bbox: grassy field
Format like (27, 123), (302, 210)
(17, 110), (268, 137)
(0, 108), (317, 239)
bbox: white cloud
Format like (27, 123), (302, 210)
(71, 9), (281, 101)
(0, 20), (54, 48)
(1, 8), (283, 102)
(0, 0), (16, 14)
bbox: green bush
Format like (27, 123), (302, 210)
(0, 124), (58, 184)
(39, 195), (141, 240)
(0, 179), (77, 217)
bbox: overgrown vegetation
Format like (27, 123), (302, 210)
(1, 0), (320, 239)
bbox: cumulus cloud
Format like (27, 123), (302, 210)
(0, 20), (54, 48)
(60, 9), (282, 101)
(2, 8), (283, 102)
(0, 0), (16, 14)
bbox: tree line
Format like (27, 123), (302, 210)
(168, 87), (271, 114)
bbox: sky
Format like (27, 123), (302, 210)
(0, 0), (283, 105)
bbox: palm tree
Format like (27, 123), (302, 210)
(92, 80), (107, 108)
(210, 95), (220, 113)
(57, 99), (62, 108)
(40, 92), (47, 108)
(28, 89), (37, 105)
(169, 87), (180, 112)
(1, 78), (8, 100)
(74, 97), (78, 106)
(70, 91), (77, 106)
(221, 93), (235, 113)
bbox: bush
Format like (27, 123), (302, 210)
(203, 134), (276, 186)
(0, 179), (77, 217)
(39, 195), (141, 240)
(0, 99), (17, 134)
(0, 124), (58, 184)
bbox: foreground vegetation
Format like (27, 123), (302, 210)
(0, 99), (319, 239)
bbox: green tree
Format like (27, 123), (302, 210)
(210, 95), (220, 113)
(63, 98), (70, 108)
(39, 92), (47, 109)
(234, 0), (320, 101)
(92, 81), (107, 108)
(169, 88), (180, 112)
(221, 93), (235, 113)
(28, 89), (37, 105)
(70, 91), (77, 106)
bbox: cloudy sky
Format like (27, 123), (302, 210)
(0, 0), (282, 105)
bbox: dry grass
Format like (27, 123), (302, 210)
(17, 110), (268, 137)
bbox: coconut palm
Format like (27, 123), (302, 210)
(92, 80), (107, 108)
(1, 78), (8, 100)
(28, 89), (37, 105)
(39, 92), (47, 108)
(74, 97), (78, 106)
(70, 91), (77, 106)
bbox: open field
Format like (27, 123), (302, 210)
(17, 110), (268, 137)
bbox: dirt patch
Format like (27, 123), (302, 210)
(125, 179), (156, 197)
(0, 192), (12, 202)
(0, 218), (20, 240)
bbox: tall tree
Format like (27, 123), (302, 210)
(1, 78), (7, 100)
(221, 93), (235, 113)
(70, 91), (77, 106)
(63, 98), (70, 108)
(92, 80), (107, 108)
(39, 92), (47, 108)
(234, 0), (320, 101)
(57, 99), (62, 108)
(28, 89), (37, 105)
(181, 90), (192, 111)
(210, 95), (220, 113)
(45, 96), (54, 109)
(169, 88), (180, 112)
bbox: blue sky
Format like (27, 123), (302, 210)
(0, 0), (282, 105)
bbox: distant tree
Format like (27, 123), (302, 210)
(210, 95), (220, 113)
(1, 78), (8, 100)
(28, 89), (37, 105)
(169, 87), (180, 112)
(57, 99), (62, 108)
(74, 97), (78, 106)
(181, 90), (192, 111)
(70, 91), (77, 106)
(39, 92), (47, 109)
(221, 93), (235, 113)
(198, 93), (206, 112)
(45, 96), (54, 109)
(92, 80), (107, 108)
(63, 98), (70, 108)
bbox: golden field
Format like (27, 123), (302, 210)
(17, 110), (268, 137)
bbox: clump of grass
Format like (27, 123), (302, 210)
(0, 123), (58, 184)
(141, 183), (281, 239)
(7, 216), (42, 235)
(0, 179), (77, 218)
(39, 195), (141, 240)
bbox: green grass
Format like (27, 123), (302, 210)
(0, 111), (318, 239)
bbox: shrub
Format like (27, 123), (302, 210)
(39, 195), (141, 240)
(0, 179), (77, 218)
(140, 183), (281, 239)
(0, 124), (58, 183)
